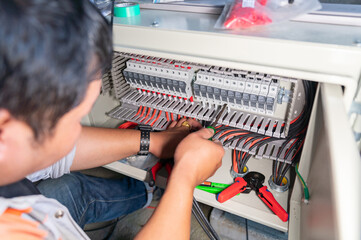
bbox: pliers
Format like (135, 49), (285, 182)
(216, 171), (289, 222)
(146, 160), (172, 187)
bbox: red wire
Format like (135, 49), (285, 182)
(291, 139), (305, 160)
(134, 106), (143, 118)
(145, 109), (157, 125)
(136, 106), (147, 120)
(284, 138), (298, 157)
(233, 150), (238, 173)
(290, 110), (304, 124)
(140, 107), (151, 123)
(217, 129), (241, 138)
(151, 110), (162, 126)
(118, 121), (138, 129)
(223, 132), (249, 141)
(166, 112), (170, 122)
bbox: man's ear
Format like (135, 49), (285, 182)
(0, 109), (12, 161)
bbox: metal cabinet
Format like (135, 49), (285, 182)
(84, 8), (361, 240)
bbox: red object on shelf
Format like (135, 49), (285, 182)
(224, 0), (271, 29)
(216, 177), (247, 203)
(216, 171), (289, 222)
(258, 186), (289, 222)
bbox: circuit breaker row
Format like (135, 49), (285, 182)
(103, 52), (304, 138)
(107, 103), (293, 163)
(120, 54), (296, 119)
(194, 70), (281, 115)
(123, 59), (194, 98)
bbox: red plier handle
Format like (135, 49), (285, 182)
(148, 162), (172, 187)
(257, 186), (289, 222)
(216, 177), (247, 203)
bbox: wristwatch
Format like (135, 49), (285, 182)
(137, 124), (152, 155)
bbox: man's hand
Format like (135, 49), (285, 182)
(149, 118), (202, 159)
(135, 128), (224, 240)
(172, 127), (225, 188)
(71, 119), (202, 171)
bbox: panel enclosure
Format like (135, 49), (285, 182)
(85, 8), (361, 240)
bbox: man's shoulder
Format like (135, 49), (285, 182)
(0, 195), (90, 240)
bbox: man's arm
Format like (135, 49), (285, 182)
(135, 128), (224, 240)
(71, 119), (201, 171)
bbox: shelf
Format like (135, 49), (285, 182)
(194, 149), (290, 232)
(104, 148), (290, 232)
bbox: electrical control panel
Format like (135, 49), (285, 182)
(84, 7), (361, 238)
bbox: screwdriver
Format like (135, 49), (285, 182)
(196, 181), (241, 196)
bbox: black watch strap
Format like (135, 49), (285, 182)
(138, 125), (152, 155)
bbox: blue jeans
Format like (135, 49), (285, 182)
(37, 172), (151, 228)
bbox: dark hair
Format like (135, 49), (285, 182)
(0, 0), (112, 139)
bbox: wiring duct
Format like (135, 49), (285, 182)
(214, 80), (317, 186)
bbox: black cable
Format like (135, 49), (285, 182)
(240, 152), (251, 172)
(246, 219), (249, 240)
(192, 198), (220, 240)
(194, 199), (220, 240)
(272, 159), (277, 182)
(223, 133), (250, 146)
(283, 137), (299, 161)
(192, 207), (215, 240)
(277, 162), (286, 185)
(218, 129), (250, 142)
(278, 163), (291, 185)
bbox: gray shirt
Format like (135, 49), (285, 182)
(27, 147), (76, 182)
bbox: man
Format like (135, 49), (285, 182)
(0, 0), (224, 239)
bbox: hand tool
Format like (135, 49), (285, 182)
(196, 185), (225, 194)
(146, 161), (172, 187)
(196, 181), (231, 194)
(216, 171), (289, 222)
(196, 181), (243, 196)
(200, 181), (230, 189)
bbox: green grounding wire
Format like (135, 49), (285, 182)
(295, 163), (309, 203)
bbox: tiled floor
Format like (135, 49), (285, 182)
(85, 200), (288, 240)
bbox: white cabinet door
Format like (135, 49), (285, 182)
(290, 83), (361, 240)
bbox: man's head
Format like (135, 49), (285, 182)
(0, 0), (112, 185)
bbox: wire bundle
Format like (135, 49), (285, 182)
(214, 81), (317, 186)
(272, 80), (316, 185)
(192, 198), (220, 240)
